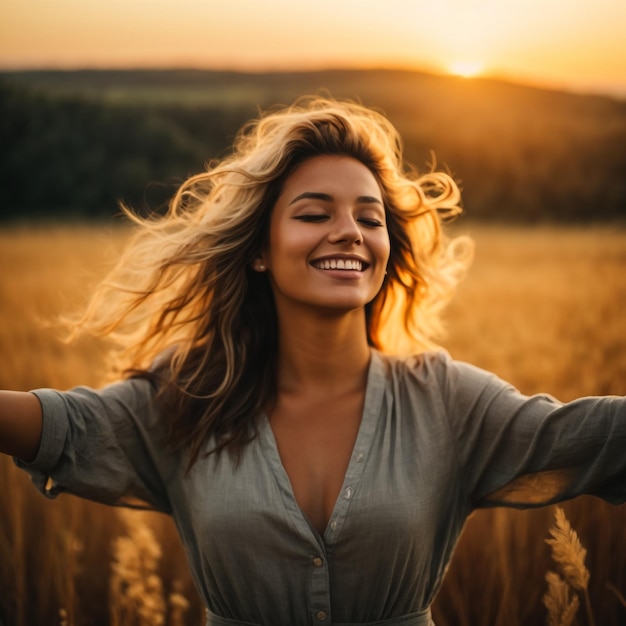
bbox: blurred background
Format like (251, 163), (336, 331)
(1, 2), (625, 626)
(1, 0), (625, 223)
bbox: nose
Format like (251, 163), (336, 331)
(328, 214), (363, 245)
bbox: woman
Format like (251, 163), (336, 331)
(1, 97), (624, 626)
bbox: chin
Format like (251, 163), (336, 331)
(309, 297), (372, 313)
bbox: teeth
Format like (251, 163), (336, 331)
(314, 259), (363, 271)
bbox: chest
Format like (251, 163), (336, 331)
(268, 391), (364, 535)
(170, 355), (465, 622)
(176, 392), (461, 620)
(177, 402), (457, 624)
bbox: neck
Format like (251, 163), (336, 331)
(275, 306), (372, 394)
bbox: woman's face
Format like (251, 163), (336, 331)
(260, 155), (390, 316)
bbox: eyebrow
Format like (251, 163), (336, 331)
(288, 192), (383, 206)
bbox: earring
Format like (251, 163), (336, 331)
(255, 261), (266, 271)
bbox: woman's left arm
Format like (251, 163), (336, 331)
(438, 354), (626, 509)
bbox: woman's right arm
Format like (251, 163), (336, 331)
(0, 391), (43, 461)
(9, 381), (173, 512)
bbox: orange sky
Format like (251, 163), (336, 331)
(1, 0), (625, 97)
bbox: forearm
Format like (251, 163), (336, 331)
(0, 391), (43, 461)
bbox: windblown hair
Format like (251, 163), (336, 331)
(73, 96), (472, 467)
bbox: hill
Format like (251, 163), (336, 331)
(1, 68), (625, 222)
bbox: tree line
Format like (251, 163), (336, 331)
(1, 69), (625, 222)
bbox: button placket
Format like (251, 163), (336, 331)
(310, 550), (331, 625)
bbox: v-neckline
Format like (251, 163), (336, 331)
(259, 350), (387, 544)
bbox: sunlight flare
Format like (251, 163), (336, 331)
(448, 61), (484, 78)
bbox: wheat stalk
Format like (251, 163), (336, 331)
(546, 507), (590, 592)
(169, 579), (191, 626)
(62, 530), (82, 626)
(110, 510), (166, 626)
(543, 571), (580, 626)
(606, 582), (626, 608)
(545, 507), (594, 626)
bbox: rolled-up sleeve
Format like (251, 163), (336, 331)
(436, 353), (626, 509)
(14, 377), (173, 513)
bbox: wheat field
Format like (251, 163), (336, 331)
(0, 224), (625, 626)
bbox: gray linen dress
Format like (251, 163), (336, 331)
(16, 350), (626, 626)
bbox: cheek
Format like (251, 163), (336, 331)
(268, 223), (317, 267)
(266, 224), (289, 268)
(376, 232), (391, 266)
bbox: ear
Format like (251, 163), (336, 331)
(252, 257), (267, 272)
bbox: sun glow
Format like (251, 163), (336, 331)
(448, 61), (485, 79)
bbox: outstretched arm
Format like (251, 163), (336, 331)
(0, 391), (43, 461)
(437, 354), (626, 508)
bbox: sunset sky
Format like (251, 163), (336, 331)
(1, 0), (625, 97)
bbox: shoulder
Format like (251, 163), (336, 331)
(375, 349), (507, 402)
(376, 348), (456, 383)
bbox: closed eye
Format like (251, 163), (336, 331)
(293, 215), (328, 222)
(358, 218), (385, 228)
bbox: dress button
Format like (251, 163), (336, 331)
(344, 486), (353, 500)
(316, 610), (328, 621)
(330, 521), (337, 531)
(312, 557), (323, 567)
(356, 453), (364, 462)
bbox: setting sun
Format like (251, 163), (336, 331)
(1, 0), (626, 97)
(448, 61), (485, 79)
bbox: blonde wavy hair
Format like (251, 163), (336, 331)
(74, 96), (472, 465)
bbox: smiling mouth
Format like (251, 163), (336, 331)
(311, 258), (367, 271)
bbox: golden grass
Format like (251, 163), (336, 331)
(546, 507), (590, 594)
(110, 510), (166, 626)
(0, 223), (625, 625)
(544, 507), (593, 626)
(544, 571), (579, 626)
